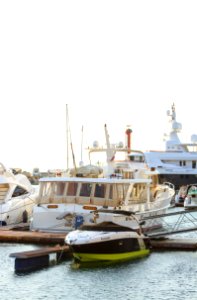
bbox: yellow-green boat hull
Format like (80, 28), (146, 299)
(73, 249), (150, 263)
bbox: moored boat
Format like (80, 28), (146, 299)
(30, 172), (175, 233)
(184, 184), (197, 209)
(174, 185), (188, 207)
(144, 104), (197, 189)
(0, 163), (39, 226)
(30, 122), (175, 233)
(65, 210), (151, 266)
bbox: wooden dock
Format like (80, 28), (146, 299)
(1, 223), (197, 250)
(3, 230), (197, 273)
(10, 245), (70, 259)
(150, 238), (197, 251)
(0, 229), (66, 245)
(0, 226), (197, 250)
(2, 222), (197, 272)
(9, 237), (197, 273)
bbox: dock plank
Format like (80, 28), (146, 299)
(10, 245), (70, 258)
(0, 230), (66, 245)
(150, 238), (197, 251)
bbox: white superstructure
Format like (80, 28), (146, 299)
(144, 104), (197, 189)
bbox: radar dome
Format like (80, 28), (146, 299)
(117, 141), (124, 148)
(172, 122), (182, 131)
(93, 140), (99, 148)
(167, 110), (171, 116)
(191, 134), (197, 143)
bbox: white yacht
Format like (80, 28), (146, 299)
(30, 170), (175, 233)
(29, 119), (176, 233)
(0, 163), (39, 226)
(144, 104), (197, 189)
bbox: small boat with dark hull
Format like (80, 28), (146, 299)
(65, 210), (151, 266)
(184, 184), (197, 210)
(174, 185), (188, 207)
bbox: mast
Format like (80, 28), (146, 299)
(66, 104), (69, 169)
(66, 104), (77, 172)
(104, 124), (116, 176)
(80, 125), (84, 165)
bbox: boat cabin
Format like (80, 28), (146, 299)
(37, 177), (153, 208)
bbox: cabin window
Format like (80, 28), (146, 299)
(12, 186), (28, 197)
(183, 161), (186, 166)
(129, 183), (147, 199)
(94, 184), (106, 198)
(55, 182), (65, 196)
(129, 155), (144, 162)
(118, 184), (130, 199)
(109, 184), (129, 201)
(79, 183), (92, 197)
(192, 161), (196, 169)
(67, 182), (78, 196)
(41, 182), (51, 197)
(179, 161), (182, 166)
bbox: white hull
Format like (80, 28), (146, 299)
(0, 190), (38, 225)
(0, 163), (39, 226)
(30, 174), (175, 233)
(30, 191), (173, 233)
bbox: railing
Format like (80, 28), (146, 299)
(162, 181), (175, 190)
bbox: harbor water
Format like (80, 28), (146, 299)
(1, 233), (197, 300)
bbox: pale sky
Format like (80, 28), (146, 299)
(1, 1), (197, 172)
